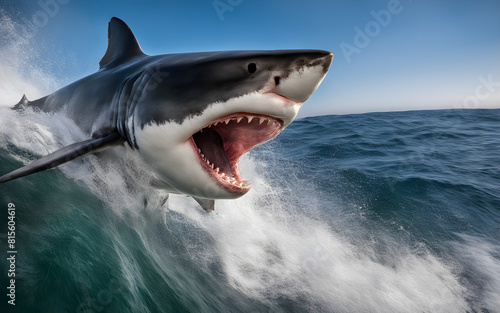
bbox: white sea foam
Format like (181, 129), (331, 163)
(453, 234), (500, 312)
(168, 157), (472, 312)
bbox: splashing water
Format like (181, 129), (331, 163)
(0, 13), (58, 106)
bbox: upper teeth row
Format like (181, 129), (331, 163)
(198, 149), (244, 187)
(206, 115), (279, 129)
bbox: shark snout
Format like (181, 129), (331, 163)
(274, 51), (333, 103)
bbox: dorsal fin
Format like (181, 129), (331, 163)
(99, 17), (146, 69)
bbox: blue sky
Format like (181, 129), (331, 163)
(2, 0), (500, 116)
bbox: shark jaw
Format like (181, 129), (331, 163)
(135, 91), (301, 199)
(190, 112), (284, 195)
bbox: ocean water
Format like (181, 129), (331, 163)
(1, 105), (499, 313)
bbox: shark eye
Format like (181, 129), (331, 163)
(247, 62), (257, 74)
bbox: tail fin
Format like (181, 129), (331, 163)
(14, 94), (28, 108)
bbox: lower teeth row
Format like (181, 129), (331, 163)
(198, 149), (244, 187)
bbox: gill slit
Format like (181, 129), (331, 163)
(115, 71), (153, 149)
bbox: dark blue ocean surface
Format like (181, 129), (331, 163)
(1, 108), (499, 312)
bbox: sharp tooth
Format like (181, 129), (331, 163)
(198, 148), (201, 154)
(201, 153), (205, 158)
(239, 182), (244, 187)
(211, 163), (214, 169)
(236, 117), (243, 123)
(214, 121), (219, 126)
(247, 116), (254, 123)
(259, 118), (265, 125)
(208, 124), (212, 128)
(206, 159), (210, 165)
(200, 129), (203, 133)
(215, 167), (219, 173)
(225, 119), (231, 124)
(220, 173), (225, 178)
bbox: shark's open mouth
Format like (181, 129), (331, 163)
(190, 113), (284, 194)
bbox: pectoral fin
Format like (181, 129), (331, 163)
(0, 133), (122, 183)
(151, 179), (215, 213)
(191, 197), (215, 213)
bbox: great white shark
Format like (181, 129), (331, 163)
(0, 17), (333, 212)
